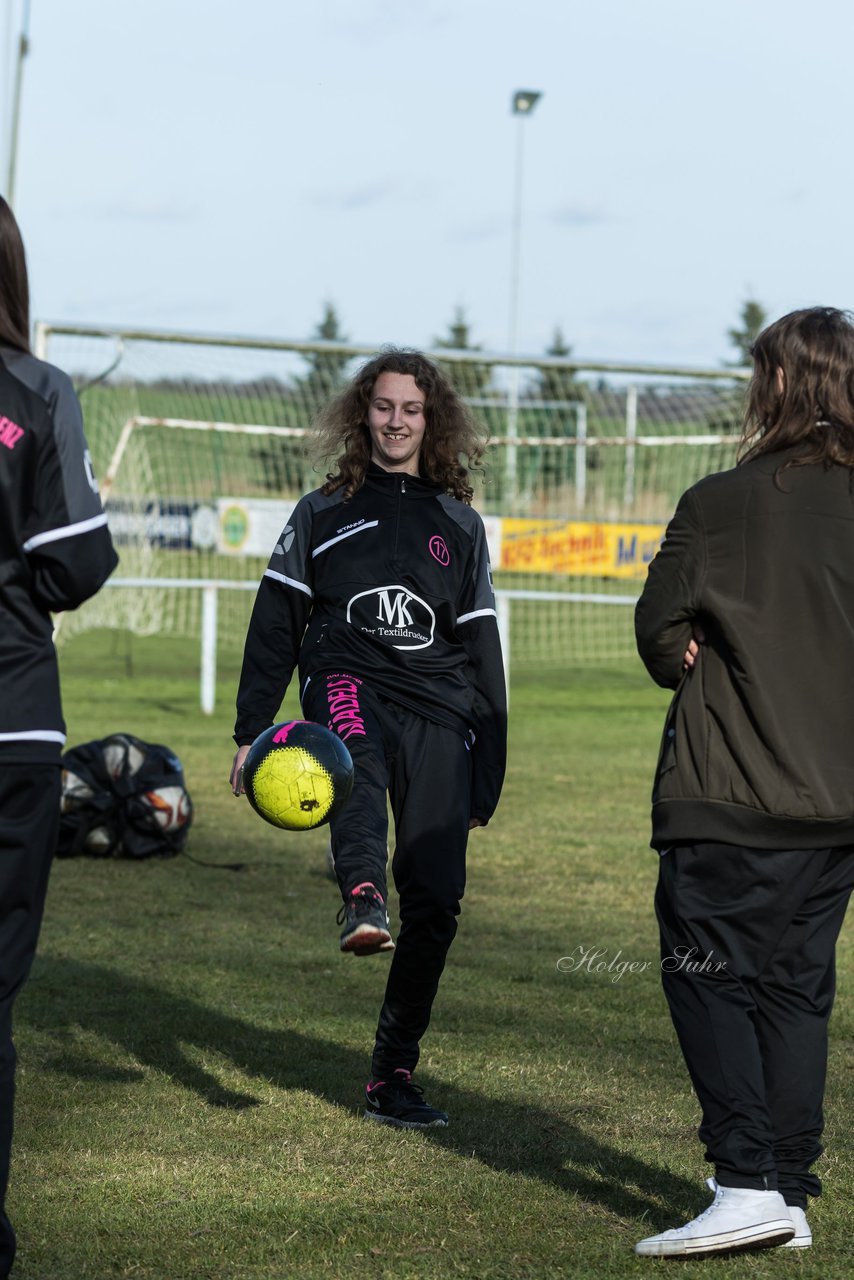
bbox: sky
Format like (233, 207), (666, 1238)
(3, 0), (854, 370)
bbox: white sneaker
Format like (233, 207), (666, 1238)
(781, 1204), (811, 1248)
(634, 1179), (795, 1257)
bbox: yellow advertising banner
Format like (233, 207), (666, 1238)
(499, 518), (665, 579)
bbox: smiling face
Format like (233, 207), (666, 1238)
(367, 372), (427, 476)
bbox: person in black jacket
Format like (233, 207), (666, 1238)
(0, 196), (118, 1278)
(230, 349), (507, 1129)
(634, 307), (854, 1258)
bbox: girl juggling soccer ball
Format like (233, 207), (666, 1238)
(230, 349), (507, 1129)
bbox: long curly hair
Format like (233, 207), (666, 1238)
(313, 348), (486, 503)
(739, 307), (854, 469)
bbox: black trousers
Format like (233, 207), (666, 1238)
(303, 673), (470, 1079)
(0, 765), (60, 1279)
(655, 841), (854, 1209)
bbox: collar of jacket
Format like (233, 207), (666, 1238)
(364, 461), (442, 496)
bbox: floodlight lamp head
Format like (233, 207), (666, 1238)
(512, 90), (542, 115)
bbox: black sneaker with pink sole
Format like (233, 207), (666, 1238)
(337, 882), (395, 956)
(364, 1069), (448, 1129)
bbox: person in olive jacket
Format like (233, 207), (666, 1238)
(634, 307), (854, 1258)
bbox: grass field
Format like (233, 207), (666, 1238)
(9, 635), (853, 1278)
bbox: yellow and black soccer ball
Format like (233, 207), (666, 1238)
(242, 721), (354, 831)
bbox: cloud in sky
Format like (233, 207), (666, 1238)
(308, 184), (395, 212)
(551, 205), (607, 230)
(448, 216), (507, 244)
(89, 201), (200, 224)
(308, 178), (435, 213)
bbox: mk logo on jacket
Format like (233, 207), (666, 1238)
(347, 586), (436, 650)
(378, 591), (415, 628)
(0, 415), (24, 450)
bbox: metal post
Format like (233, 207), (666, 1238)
(575, 401), (588, 511)
(506, 90), (542, 509)
(200, 585), (218, 714)
(623, 384), (638, 509)
(495, 590), (511, 706)
(2, 2), (13, 172)
(506, 117), (525, 501)
(32, 318), (47, 360)
(6, 0), (31, 206)
(505, 367), (521, 507)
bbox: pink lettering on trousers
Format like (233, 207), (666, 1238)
(0, 416), (24, 450)
(325, 676), (366, 741)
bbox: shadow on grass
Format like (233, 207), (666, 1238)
(22, 954), (700, 1229)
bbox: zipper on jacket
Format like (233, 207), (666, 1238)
(393, 475), (406, 560)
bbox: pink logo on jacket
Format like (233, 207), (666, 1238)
(0, 416), (24, 450)
(429, 535), (450, 565)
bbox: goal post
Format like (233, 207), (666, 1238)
(36, 322), (748, 699)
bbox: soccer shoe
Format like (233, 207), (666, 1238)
(781, 1205), (811, 1248)
(337, 882), (395, 956)
(364, 1069), (449, 1129)
(634, 1179), (795, 1257)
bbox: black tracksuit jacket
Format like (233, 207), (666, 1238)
(0, 346), (118, 763)
(636, 446), (854, 850)
(235, 464), (507, 822)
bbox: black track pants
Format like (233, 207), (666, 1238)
(655, 841), (854, 1208)
(0, 765), (60, 1279)
(303, 673), (471, 1077)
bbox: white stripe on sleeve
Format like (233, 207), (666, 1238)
(22, 512), (109, 553)
(0, 729), (67, 744)
(312, 521), (379, 558)
(263, 569), (314, 598)
(457, 607), (497, 624)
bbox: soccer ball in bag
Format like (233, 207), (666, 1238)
(60, 768), (94, 813)
(242, 721), (354, 831)
(142, 785), (193, 833)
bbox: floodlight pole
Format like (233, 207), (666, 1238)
(506, 89), (542, 506)
(6, 0), (31, 205)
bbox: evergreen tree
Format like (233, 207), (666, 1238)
(727, 299), (767, 367)
(433, 307), (492, 399)
(531, 327), (590, 469)
(535, 326), (583, 403)
(301, 302), (351, 398)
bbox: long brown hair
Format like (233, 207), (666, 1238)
(739, 307), (854, 468)
(314, 348), (486, 503)
(0, 196), (30, 353)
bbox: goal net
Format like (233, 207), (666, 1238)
(37, 324), (747, 682)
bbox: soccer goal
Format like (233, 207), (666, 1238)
(36, 323), (747, 706)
